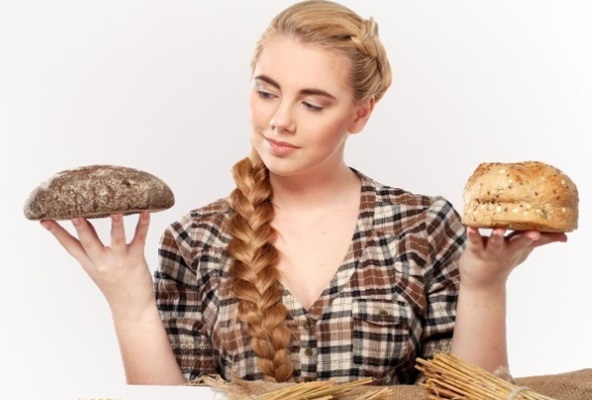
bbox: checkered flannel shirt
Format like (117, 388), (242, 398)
(154, 170), (466, 385)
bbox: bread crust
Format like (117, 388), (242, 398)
(461, 161), (578, 232)
(24, 165), (175, 220)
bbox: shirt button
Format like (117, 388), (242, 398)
(304, 347), (314, 357)
(378, 308), (389, 317)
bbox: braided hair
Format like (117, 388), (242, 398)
(227, 0), (393, 382)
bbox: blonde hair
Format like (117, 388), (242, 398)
(227, 150), (293, 382)
(227, 0), (392, 382)
(251, 0), (392, 103)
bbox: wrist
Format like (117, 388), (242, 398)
(458, 283), (507, 309)
(109, 299), (161, 323)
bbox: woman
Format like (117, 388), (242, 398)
(41, 0), (566, 386)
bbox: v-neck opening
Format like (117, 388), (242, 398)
(281, 169), (375, 318)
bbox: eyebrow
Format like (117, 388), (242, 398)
(254, 74), (337, 100)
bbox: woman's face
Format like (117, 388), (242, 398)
(249, 34), (372, 178)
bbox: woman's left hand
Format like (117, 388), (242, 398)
(459, 227), (568, 292)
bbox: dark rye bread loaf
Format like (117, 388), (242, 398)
(24, 165), (175, 220)
(461, 161), (579, 232)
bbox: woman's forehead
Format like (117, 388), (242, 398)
(254, 35), (352, 95)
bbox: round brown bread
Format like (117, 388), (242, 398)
(461, 161), (578, 232)
(24, 165), (175, 220)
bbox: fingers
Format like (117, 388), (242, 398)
(531, 232), (568, 248)
(42, 213), (151, 263)
(110, 213), (127, 253)
(466, 228), (507, 253)
(40, 219), (92, 266)
(104, 212), (154, 253)
(71, 217), (105, 259)
(466, 227), (485, 250)
(130, 212), (150, 250)
(486, 228), (506, 252)
(505, 230), (536, 251)
(490, 229), (566, 253)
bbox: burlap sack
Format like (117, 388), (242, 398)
(514, 368), (592, 400)
(193, 368), (592, 399)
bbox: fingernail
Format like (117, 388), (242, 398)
(72, 218), (81, 226)
(112, 214), (121, 223)
(40, 221), (50, 230)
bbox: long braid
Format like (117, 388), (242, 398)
(225, 0), (394, 383)
(226, 152), (294, 382)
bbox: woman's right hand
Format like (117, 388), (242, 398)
(41, 212), (158, 322)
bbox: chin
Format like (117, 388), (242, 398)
(260, 157), (300, 177)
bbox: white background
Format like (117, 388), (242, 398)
(1, 1), (591, 399)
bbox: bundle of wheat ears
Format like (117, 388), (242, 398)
(416, 353), (557, 400)
(199, 352), (565, 400)
(200, 375), (396, 400)
(240, 378), (394, 400)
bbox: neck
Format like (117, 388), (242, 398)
(269, 163), (361, 212)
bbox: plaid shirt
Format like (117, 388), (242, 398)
(154, 170), (466, 385)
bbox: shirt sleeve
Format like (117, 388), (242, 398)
(420, 196), (467, 360)
(154, 223), (219, 380)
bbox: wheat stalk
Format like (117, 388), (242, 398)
(416, 353), (557, 400)
(237, 377), (394, 400)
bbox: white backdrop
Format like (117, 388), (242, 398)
(1, 1), (591, 399)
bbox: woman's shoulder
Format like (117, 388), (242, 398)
(156, 198), (232, 287)
(356, 169), (464, 241)
(357, 169), (455, 212)
(163, 197), (233, 248)
(186, 197), (232, 220)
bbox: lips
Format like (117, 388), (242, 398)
(264, 137), (300, 155)
(266, 137), (298, 148)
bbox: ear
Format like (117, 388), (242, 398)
(348, 97), (375, 134)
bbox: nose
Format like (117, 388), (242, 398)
(270, 100), (295, 133)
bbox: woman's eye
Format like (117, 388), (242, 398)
(257, 90), (276, 100)
(303, 101), (323, 112)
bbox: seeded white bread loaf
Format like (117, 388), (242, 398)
(24, 165), (175, 221)
(461, 161), (578, 232)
